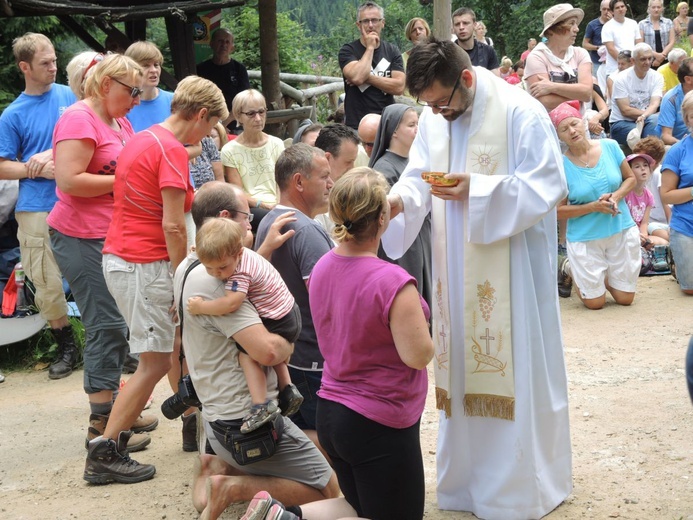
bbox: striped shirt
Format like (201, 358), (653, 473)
(225, 248), (295, 320)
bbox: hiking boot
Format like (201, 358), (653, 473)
(83, 431), (156, 485)
(48, 325), (79, 380)
(652, 245), (670, 272)
(181, 412), (198, 452)
(557, 254), (572, 298)
(131, 413), (158, 433)
(240, 401), (280, 434)
(278, 383), (303, 417)
(86, 413), (151, 452)
(122, 353), (139, 374)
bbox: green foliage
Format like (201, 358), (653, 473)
(0, 16), (68, 112)
(0, 315), (85, 373)
(222, 5), (315, 75)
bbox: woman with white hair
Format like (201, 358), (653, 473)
(638, 0), (675, 69)
(221, 89), (284, 233)
(658, 47), (688, 93)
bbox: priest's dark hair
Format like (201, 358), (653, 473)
(406, 37), (472, 99)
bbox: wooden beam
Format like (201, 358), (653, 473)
(0, 0), (246, 21)
(57, 15), (104, 52)
(165, 15), (196, 80)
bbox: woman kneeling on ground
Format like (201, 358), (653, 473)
(551, 100), (640, 309)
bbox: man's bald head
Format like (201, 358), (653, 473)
(191, 181), (243, 230)
(358, 113), (381, 157)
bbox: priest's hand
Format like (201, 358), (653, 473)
(388, 193), (403, 218)
(430, 172), (470, 201)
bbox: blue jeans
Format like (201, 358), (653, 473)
(670, 228), (693, 290)
(687, 336), (693, 405)
(287, 367), (322, 430)
(610, 115), (659, 147)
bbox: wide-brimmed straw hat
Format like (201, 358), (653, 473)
(540, 4), (585, 37)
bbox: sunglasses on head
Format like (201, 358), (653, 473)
(82, 53), (104, 82)
(111, 77), (143, 98)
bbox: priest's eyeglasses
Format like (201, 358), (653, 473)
(416, 74), (460, 110)
(111, 77), (143, 98)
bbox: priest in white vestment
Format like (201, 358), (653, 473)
(382, 38), (573, 520)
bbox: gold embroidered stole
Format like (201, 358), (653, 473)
(430, 69), (515, 421)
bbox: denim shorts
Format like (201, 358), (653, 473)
(103, 254), (176, 354)
(670, 229), (693, 290)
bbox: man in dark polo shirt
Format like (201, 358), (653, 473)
(197, 28), (250, 133)
(338, 1), (405, 129)
(452, 7), (499, 74)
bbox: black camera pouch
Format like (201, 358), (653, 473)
(209, 414), (284, 466)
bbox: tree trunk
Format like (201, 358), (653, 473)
(258, 0), (281, 110)
(433, 0), (451, 41)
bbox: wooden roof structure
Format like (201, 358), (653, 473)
(0, 0), (246, 86)
(0, 0), (245, 21)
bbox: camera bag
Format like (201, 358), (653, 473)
(209, 414), (284, 466)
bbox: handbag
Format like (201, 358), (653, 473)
(209, 414), (284, 466)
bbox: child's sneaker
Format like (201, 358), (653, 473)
(240, 401), (280, 434)
(278, 383), (303, 417)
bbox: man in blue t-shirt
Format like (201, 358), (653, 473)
(583, 0), (613, 75)
(255, 144), (334, 447)
(657, 58), (693, 145)
(0, 33), (78, 379)
(338, 1), (405, 129)
(124, 41), (174, 133)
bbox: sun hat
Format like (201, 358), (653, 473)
(625, 153), (655, 169)
(540, 4), (585, 37)
(626, 118), (645, 150)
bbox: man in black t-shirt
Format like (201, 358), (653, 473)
(197, 28), (250, 133)
(338, 2), (405, 129)
(452, 7), (499, 73)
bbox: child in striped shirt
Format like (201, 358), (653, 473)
(188, 217), (303, 433)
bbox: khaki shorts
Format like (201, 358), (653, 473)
(103, 254), (175, 354)
(204, 417), (332, 490)
(16, 211), (67, 321)
(567, 226), (641, 300)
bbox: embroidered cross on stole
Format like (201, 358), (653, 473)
(429, 69), (515, 421)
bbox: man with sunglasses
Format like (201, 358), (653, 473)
(338, 2), (405, 130)
(0, 33), (79, 380)
(381, 37), (572, 519)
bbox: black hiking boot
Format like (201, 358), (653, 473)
(181, 412), (198, 452)
(48, 325), (79, 380)
(84, 431), (156, 485)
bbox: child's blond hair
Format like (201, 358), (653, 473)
(195, 218), (244, 264)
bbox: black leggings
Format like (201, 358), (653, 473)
(316, 397), (425, 520)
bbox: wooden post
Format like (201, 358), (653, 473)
(258, 0), (281, 112)
(165, 15), (196, 81)
(433, 0), (452, 41)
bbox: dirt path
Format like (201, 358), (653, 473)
(0, 275), (691, 519)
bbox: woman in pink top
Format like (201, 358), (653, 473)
(306, 167), (433, 519)
(49, 54), (156, 454)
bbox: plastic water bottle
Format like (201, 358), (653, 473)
(14, 262), (30, 316)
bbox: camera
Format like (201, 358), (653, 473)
(161, 375), (202, 419)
